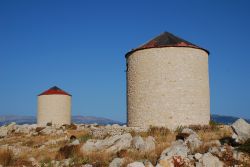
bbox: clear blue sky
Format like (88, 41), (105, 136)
(0, 0), (250, 122)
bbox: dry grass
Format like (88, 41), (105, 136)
(120, 127), (175, 166)
(56, 143), (114, 167)
(197, 125), (233, 142)
(0, 148), (14, 166)
(79, 152), (114, 167)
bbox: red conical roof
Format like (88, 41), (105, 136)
(38, 86), (71, 96)
(125, 32), (209, 57)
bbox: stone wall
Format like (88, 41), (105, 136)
(37, 95), (71, 126)
(126, 47), (210, 129)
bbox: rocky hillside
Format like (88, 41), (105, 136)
(0, 120), (250, 167)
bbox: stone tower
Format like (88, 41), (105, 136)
(37, 86), (71, 126)
(126, 32), (210, 129)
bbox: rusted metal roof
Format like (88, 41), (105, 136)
(38, 86), (71, 96)
(125, 32), (209, 58)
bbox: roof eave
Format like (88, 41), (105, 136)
(125, 46), (209, 58)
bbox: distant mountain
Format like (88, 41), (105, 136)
(0, 115), (36, 126)
(0, 115), (122, 126)
(72, 115), (123, 125)
(0, 114), (249, 126)
(211, 114), (250, 124)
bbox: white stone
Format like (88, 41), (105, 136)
(184, 133), (202, 152)
(200, 152), (223, 167)
(194, 153), (202, 160)
(208, 146), (219, 154)
(132, 136), (144, 150)
(231, 118), (250, 143)
(71, 139), (80, 145)
(160, 140), (190, 159)
(81, 133), (132, 153)
(109, 158), (124, 167)
(81, 165), (93, 167)
(181, 128), (196, 135)
(143, 160), (154, 167)
(127, 162), (145, 167)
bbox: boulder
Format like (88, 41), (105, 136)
(127, 162), (145, 167)
(91, 126), (126, 139)
(181, 128), (196, 135)
(231, 118), (250, 143)
(199, 152), (223, 167)
(160, 140), (190, 159)
(81, 133), (132, 153)
(142, 160), (154, 167)
(40, 127), (56, 135)
(131, 136), (155, 152)
(180, 128), (202, 153)
(184, 133), (202, 153)
(109, 158), (124, 167)
(132, 136), (144, 150)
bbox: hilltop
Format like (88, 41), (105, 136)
(0, 119), (250, 166)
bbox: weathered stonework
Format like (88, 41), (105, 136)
(37, 95), (71, 126)
(126, 47), (210, 129)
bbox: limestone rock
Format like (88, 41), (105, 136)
(194, 153), (202, 160)
(109, 158), (124, 167)
(231, 118), (250, 143)
(208, 146), (219, 155)
(199, 152), (223, 167)
(81, 165), (93, 167)
(132, 136), (155, 152)
(132, 136), (144, 150)
(181, 128), (196, 135)
(127, 162), (145, 167)
(40, 126), (56, 135)
(71, 139), (80, 145)
(184, 133), (202, 153)
(160, 140), (190, 159)
(143, 160), (154, 167)
(91, 126), (126, 139)
(81, 133), (132, 153)
(180, 128), (202, 153)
